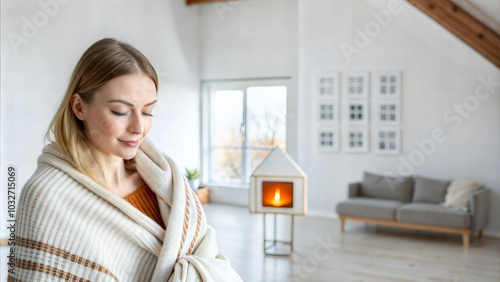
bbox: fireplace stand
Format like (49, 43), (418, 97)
(263, 213), (294, 256)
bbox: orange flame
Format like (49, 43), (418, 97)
(272, 188), (282, 207)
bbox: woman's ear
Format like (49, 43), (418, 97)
(71, 93), (87, 121)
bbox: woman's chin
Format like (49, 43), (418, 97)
(120, 149), (139, 160)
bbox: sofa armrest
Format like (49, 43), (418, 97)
(470, 188), (489, 234)
(348, 182), (361, 198)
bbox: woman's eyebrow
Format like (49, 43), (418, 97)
(107, 99), (157, 107)
(145, 100), (157, 107)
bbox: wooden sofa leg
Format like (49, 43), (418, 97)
(340, 217), (345, 233)
(462, 233), (469, 252)
(478, 229), (483, 239)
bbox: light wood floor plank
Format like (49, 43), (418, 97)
(204, 203), (500, 282)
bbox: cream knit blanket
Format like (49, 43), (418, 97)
(8, 138), (242, 282)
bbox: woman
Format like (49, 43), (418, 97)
(9, 38), (242, 282)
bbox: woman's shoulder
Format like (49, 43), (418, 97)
(20, 163), (73, 204)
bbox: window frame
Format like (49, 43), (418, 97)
(201, 78), (293, 188)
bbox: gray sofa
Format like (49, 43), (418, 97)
(336, 172), (490, 250)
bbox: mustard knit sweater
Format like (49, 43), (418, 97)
(124, 184), (166, 229)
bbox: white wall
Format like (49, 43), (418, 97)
(1, 2), (499, 278)
(0, 0), (200, 279)
(469, 0), (500, 22)
(200, 0), (298, 80)
(201, 0), (500, 235)
(199, 0), (299, 205)
(299, 0), (499, 233)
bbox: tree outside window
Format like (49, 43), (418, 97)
(208, 84), (287, 185)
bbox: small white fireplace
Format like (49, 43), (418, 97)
(249, 148), (307, 255)
(250, 148), (307, 215)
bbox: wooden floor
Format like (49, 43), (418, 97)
(203, 203), (500, 282)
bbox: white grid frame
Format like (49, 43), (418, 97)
(375, 128), (401, 155)
(344, 128), (369, 153)
(344, 72), (369, 99)
(316, 72), (340, 99)
(317, 100), (339, 124)
(345, 100), (369, 126)
(375, 71), (401, 98)
(376, 101), (400, 125)
(317, 127), (340, 153)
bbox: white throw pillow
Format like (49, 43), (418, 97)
(443, 181), (483, 212)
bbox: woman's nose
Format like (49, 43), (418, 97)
(128, 113), (144, 135)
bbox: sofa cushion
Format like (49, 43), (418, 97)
(412, 176), (450, 203)
(336, 198), (404, 221)
(360, 172), (413, 202)
(443, 181), (483, 212)
(396, 203), (471, 229)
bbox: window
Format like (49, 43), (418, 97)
(202, 80), (289, 186)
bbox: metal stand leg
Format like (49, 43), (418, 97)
(263, 213), (294, 256)
(291, 215), (294, 252)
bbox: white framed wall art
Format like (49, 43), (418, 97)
(343, 72), (369, 99)
(317, 100), (339, 124)
(317, 127), (340, 153)
(343, 127), (369, 153)
(345, 100), (369, 126)
(315, 72), (339, 99)
(375, 71), (401, 99)
(376, 101), (400, 125)
(374, 128), (401, 155)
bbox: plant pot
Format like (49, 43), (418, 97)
(188, 178), (200, 190)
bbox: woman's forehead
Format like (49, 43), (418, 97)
(95, 74), (157, 103)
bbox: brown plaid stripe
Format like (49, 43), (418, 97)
(7, 276), (22, 282)
(16, 237), (119, 281)
(17, 259), (91, 282)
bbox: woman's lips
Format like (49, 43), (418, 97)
(119, 139), (139, 147)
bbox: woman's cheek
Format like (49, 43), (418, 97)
(144, 120), (152, 135)
(100, 118), (118, 135)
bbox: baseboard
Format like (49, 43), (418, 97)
(206, 185), (248, 207)
(483, 230), (500, 239)
(304, 210), (337, 220)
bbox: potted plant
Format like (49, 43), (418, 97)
(185, 167), (201, 190)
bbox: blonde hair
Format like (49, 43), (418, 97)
(45, 38), (158, 185)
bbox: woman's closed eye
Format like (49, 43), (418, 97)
(111, 110), (128, 116)
(111, 110), (153, 117)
